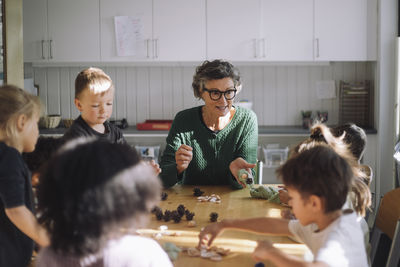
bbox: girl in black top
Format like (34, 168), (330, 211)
(0, 85), (49, 266)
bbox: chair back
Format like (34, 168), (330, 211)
(375, 188), (400, 239)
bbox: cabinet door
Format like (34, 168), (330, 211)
(261, 0), (313, 61)
(47, 0), (100, 62)
(314, 0), (367, 61)
(207, 0), (260, 61)
(100, 0), (152, 61)
(153, 0), (206, 61)
(23, 0), (48, 62)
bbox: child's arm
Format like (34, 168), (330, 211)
(5, 206), (49, 247)
(253, 240), (329, 267)
(198, 217), (291, 247)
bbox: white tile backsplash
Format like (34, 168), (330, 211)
(29, 62), (374, 126)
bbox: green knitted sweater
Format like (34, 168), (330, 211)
(160, 106), (258, 189)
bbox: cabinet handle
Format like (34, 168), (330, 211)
(316, 38), (320, 58)
(41, 40), (45, 59)
(49, 40), (53, 59)
(261, 38), (266, 58)
(146, 39), (150, 58)
(253, 39), (257, 58)
(154, 38), (158, 59)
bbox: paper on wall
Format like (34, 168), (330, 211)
(316, 80), (336, 99)
(114, 16), (143, 56)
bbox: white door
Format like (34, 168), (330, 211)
(207, 0), (261, 61)
(47, 0), (100, 62)
(100, 0), (152, 61)
(23, 0), (48, 62)
(314, 0), (367, 61)
(153, 0), (206, 61)
(261, 0), (313, 61)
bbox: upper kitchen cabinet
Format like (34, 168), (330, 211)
(153, 0), (205, 61)
(23, 0), (100, 62)
(100, 0), (152, 61)
(260, 0), (313, 61)
(100, 0), (205, 62)
(207, 0), (261, 61)
(314, 0), (373, 61)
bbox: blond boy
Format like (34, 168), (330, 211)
(63, 67), (126, 144)
(199, 145), (368, 267)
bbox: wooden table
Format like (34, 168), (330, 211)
(138, 185), (309, 267)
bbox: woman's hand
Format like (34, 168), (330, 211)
(198, 221), (226, 248)
(175, 144), (193, 174)
(229, 157), (256, 187)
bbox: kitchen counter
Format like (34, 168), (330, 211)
(40, 125), (377, 137)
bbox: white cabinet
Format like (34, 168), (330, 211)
(260, 0), (314, 61)
(207, 0), (261, 61)
(314, 0), (368, 61)
(153, 0), (205, 61)
(100, 0), (206, 62)
(23, 0), (47, 62)
(23, 0), (100, 62)
(100, 0), (152, 61)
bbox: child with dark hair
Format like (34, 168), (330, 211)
(36, 139), (172, 267)
(199, 145), (368, 267)
(330, 123), (367, 162)
(22, 136), (65, 186)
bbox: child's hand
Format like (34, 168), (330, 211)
(252, 240), (276, 262)
(147, 160), (161, 175)
(198, 221), (226, 248)
(278, 188), (290, 204)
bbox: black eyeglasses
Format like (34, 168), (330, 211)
(203, 88), (237, 101)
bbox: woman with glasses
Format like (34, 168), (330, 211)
(160, 59), (258, 188)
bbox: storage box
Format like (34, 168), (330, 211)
(263, 144), (289, 168)
(136, 120), (172, 131)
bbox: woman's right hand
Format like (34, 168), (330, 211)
(175, 144), (193, 174)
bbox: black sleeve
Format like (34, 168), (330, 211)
(0, 151), (26, 208)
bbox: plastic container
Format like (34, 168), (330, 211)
(263, 144), (289, 168)
(135, 145), (161, 163)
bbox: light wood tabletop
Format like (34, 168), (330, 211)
(138, 185), (309, 267)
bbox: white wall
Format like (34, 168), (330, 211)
(30, 62), (374, 126)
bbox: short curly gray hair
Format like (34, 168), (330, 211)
(192, 59), (242, 99)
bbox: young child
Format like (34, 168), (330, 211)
(330, 122), (367, 162)
(36, 139), (172, 266)
(199, 145), (369, 267)
(23, 136), (65, 186)
(288, 123), (371, 216)
(0, 85), (49, 266)
(63, 67), (126, 144)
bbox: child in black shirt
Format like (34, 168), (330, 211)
(0, 85), (49, 266)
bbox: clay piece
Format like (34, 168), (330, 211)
(187, 220), (196, 227)
(249, 185), (281, 204)
(197, 194), (221, 204)
(183, 245), (230, 261)
(163, 242), (181, 261)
